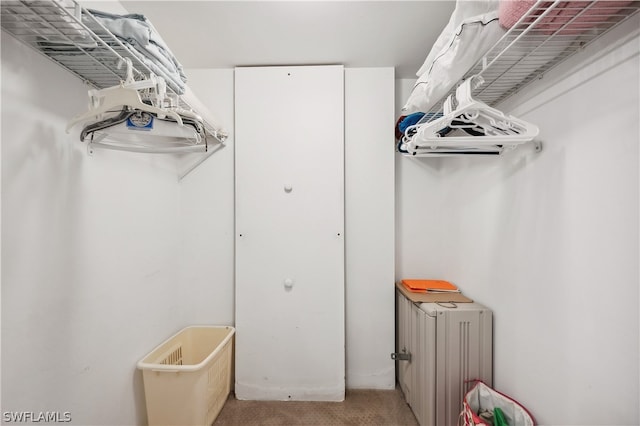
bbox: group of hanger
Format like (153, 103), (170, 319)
(398, 75), (539, 156)
(67, 58), (209, 154)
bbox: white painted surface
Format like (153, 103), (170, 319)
(395, 79), (446, 280)
(1, 38), (237, 426)
(234, 66), (345, 401)
(1, 34), (183, 425)
(1, 55), (403, 425)
(395, 20), (639, 425)
(120, 1), (455, 79)
(6, 0), (634, 420)
(344, 68), (396, 389)
(178, 68), (236, 326)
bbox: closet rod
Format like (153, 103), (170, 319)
(89, 142), (207, 154)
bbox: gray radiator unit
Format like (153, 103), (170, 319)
(395, 290), (493, 426)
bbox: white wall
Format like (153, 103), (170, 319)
(0, 35), (226, 425)
(395, 79), (446, 280)
(178, 69), (236, 327)
(1, 36), (397, 424)
(395, 19), (639, 426)
(344, 68), (396, 389)
(182, 67), (398, 393)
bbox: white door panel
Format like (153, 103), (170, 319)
(235, 65), (345, 401)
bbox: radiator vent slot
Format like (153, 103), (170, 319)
(459, 320), (471, 403)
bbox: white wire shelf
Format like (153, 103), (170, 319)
(1, 0), (228, 176)
(399, 0), (640, 157)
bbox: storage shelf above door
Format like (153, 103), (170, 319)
(0, 0), (228, 178)
(399, 0), (640, 157)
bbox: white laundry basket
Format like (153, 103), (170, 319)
(137, 326), (235, 426)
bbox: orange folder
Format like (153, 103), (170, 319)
(401, 279), (460, 293)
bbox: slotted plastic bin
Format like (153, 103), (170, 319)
(137, 326), (235, 426)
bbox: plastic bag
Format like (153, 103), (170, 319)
(461, 381), (535, 426)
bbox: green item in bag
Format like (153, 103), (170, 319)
(493, 406), (508, 426)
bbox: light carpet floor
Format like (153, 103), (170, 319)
(213, 388), (418, 425)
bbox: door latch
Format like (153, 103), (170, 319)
(391, 348), (411, 362)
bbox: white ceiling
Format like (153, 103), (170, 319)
(91, 1), (456, 79)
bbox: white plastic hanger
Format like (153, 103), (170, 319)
(404, 75), (539, 151)
(66, 84), (184, 133)
(85, 117), (203, 144)
(66, 58), (183, 133)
